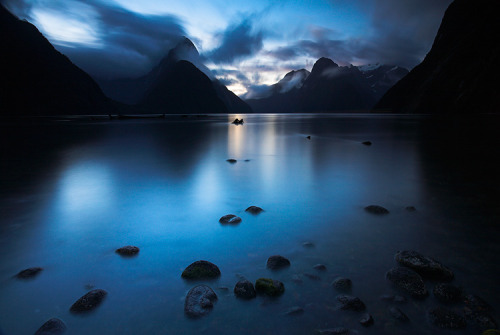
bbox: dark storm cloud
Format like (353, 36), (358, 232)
(207, 17), (264, 64)
(1, 0), (187, 78)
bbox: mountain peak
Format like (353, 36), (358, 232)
(311, 57), (338, 74)
(168, 37), (199, 61)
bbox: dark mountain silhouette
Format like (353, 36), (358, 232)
(98, 38), (251, 114)
(247, 58), (406, 113)
(0, 4), (111, 116)
(374, 0), (500, 114)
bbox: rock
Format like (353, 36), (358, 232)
(336, 295), (366, 311)
(231, 118), (244, 124)
(304, 273), (321, 280)
(313, 264), (327, 271)
(405, 206), (416, 212)
(389, 306), (409, 322)
(266, 255), (290, 270)
(467, 313), (498, 331)
(433, 283), (462, 303)
(395, 250), (454, 281)
(234, 280), (256, 299)
(284, 306), (304, 315)
(34, 318), (67, 335)
(306, 136), (311, 140)
(115, 245), (139, 256)
(181, 260), (221, 279)
(362, 141), (372, 146)
(70, 289), (107, 313)
(245, 206), (264, 214)
(428, 307), (466, 329)
(464, 295), (492, 314)
(316, 327), (349, 334)
(364, 205), (389, 214)
(360, 313), (374, 327)
(386, 267), (428, 298)
(16, 267), (43, 279)
(464, 296), (497, 330)
(226, 159), (237, 163)
(184, 285), (218, 318)
(219, 214), (242, 224)
(332, 278), (352, 292)
(255, 278), (285, 296)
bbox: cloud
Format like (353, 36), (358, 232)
(207, 17), (263, 64)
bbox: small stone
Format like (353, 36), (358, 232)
(428, 307), (466, 329)
(389, 306), (409, 322)
(433, 283), (462, 303)
(245, 206), (264, 214)
(226, 159), (237, 163)
(181, 260), (221, 279)
(364, 205), (389, 214)
(219, 214), (242, 224)
(336, 295), (366, 311)
(34, 318), (67, 335)
(115, 245), (139, 256)
(234, 280), (256, 299)
(332, 278), (352, 292)
(386, 267), (428, 298)
(395, 250), (454, 281)
(184, 285), (218, 318)
(255, 278), (285, 296)
(317, 327), (349, 334)
(306, 136), (311, 140)
(313, 264), (327, 271)
(360, 313), (374, 327)
(284, 306), (304, 315)
(362, 141), (372, 146)
(70, 289), (107, 313)
(16, 267), (43, 279)
(266, 255), (290, 270)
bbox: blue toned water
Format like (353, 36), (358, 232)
(0, 114), (499, 334)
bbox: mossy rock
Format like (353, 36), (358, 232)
(255, 278), (285, 296)
(181, 260), (221, 279)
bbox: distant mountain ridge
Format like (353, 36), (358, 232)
(374, 0), (500, 114)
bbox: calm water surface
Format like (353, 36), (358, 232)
(0, 114), (499, 334)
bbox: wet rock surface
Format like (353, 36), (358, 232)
(245, 206), (264, 214)
(34, 318), (67, 335)
(389, 306), (409, 322)
(386, 267), (428, 298)
(219, 214), (242, 224)
(364, 205), (389, 214)
(332, 278), (352, 292)
(428, 307), (466, 329)
(70, 289), (107, 313)
(255, 278), (285, 296)
(433, 283), (462, 303)
(115, 245), (139, 256)
(16, 267), (43, 279)
(181, 260), (221, 279)
(266, 255), (290, 270)
(336, 295), (366, 311)
(234, 280), (256, 299)
(184, 285), (218, 318)
(395, 250), (454, 281)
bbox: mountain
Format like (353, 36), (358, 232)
(0, 4), (111, 116)
(98, 38), (251, 114)
(374, 0), (500, 114)
(246, 58), (406, 113)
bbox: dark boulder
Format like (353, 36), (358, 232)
(234, 280), (256, 299)
(181, 260), (221, 279)
(332, 277), (352, 292)
(255, 278), (285, 296)
(16, 267), (43, 279)
(266, 255), (291, 270)
(34, 318), (66, 335)
(336, 295), (366, 311)
(389, 306), (409, 322)
(69, 289), (107, 313)
(364, 205), (389, 214)
(360, 313), (374, 327)
(395, 250), (454, 281)
(219, 214), (242, 224)
(433, 283), (462, 303)
(428, 307), (466, 329)
(184, 285), (218, 318)
(245, 206), (264, 214)
(115, 246), (140, 256)
(386, 267), (428, 298)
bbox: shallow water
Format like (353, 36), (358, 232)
(0, 114), (499, 335)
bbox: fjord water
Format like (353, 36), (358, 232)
(0, 114), (498, 335)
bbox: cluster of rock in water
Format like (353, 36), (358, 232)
(13, 203), (499, 334)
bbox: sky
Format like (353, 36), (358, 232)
(2, 0), (452, 96)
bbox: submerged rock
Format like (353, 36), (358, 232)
(255, 278), (285, 296)
(386, 267), (428, 298)
(313, 264), (327, 271)
(316, 327), (350, 334)
(302, 242), (315, 248)
(360, 313), (374, 327)
(428, 307), (466, 329)
(184, 285), (218, 318)
(284, 306), (304, 316)
(34, 318), (67, 335)
(245, 206), (264, 214)
(115, 245), (139, 256)
(389, 306), (409, 322)
(395, 250), (454, 281)
(219, 214), (242, 224)
(433, 283), (462, 303)
(332, 278), (352, 292)
(266, 255), (291, 270)
(336, 295), (366, 311)
(181, 260), (221, 279)
(226, 159), (237, 163)
(70, 289), (107, 313)
(364, 205), (389, 214)
(234, 280), (256, 299)
(16, 267), (43, 279)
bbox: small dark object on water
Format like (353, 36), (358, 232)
(219, 214), (242, 224)
(313, 264), (327, 271)
(266, 255), (291, 270)
(244, 159), (250, 162)
(364, 205), (389, 214)
(226, 159), (237, 163)
(405, 206), (416, 212)
(336, 295), (366, 311)
(245, 206), (264, 214)
(428, 307), (466, 329)
(181, 260), (221, 279)
(302, 241), (315, 248)
(70, 289), (107, 313)
(16, 267), (43, 279)
(360, 313), (374, 327)
(115, 245), (139, 256)
(184, 285), (218, 317)
(389, 306), (409, 322)
(306, 135), (311, 140)
(34, 318), (67, 335)
(232, 118), (244, 124)
(234, 280), (256, 299)
(255, 278), (285, 296)
(362, 141), (372, 145)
